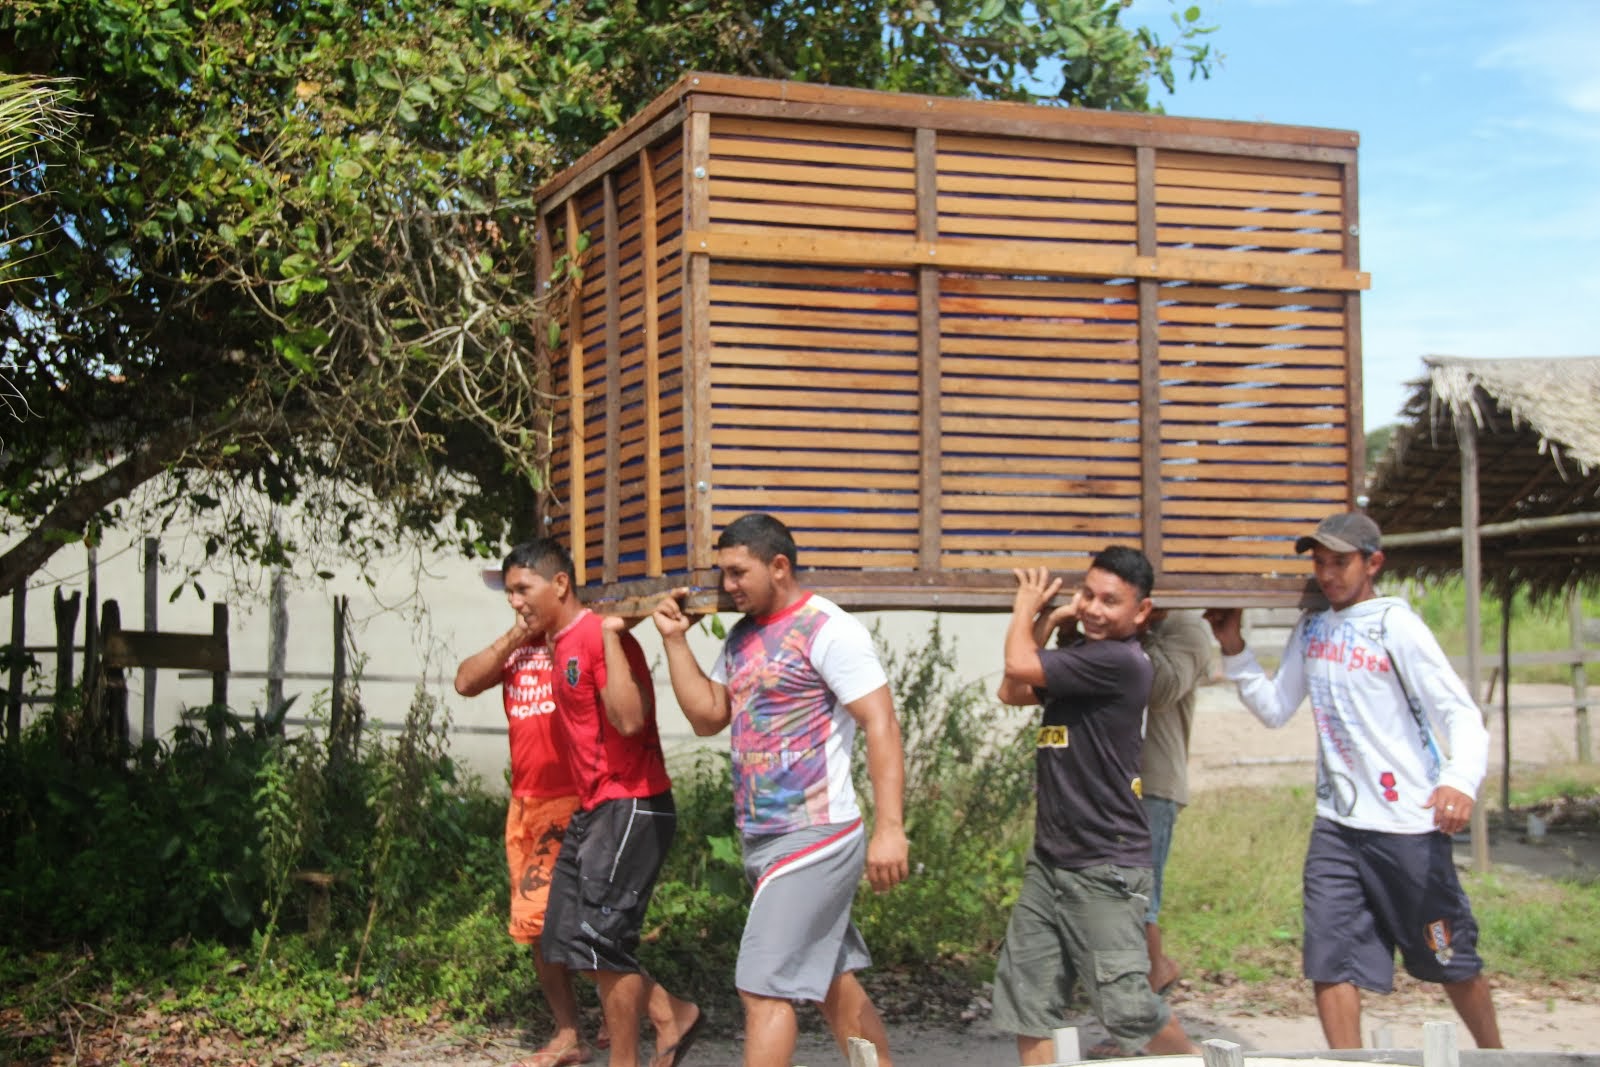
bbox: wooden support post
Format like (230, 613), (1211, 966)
(566, 198), (588, 585)
(211, 603), (228, 710)
(6, 582), (23, 743)
(684, 110), (714, 571)
(1201, 1038), (1244, 1067)
(1457, 408), (1490, 871)
(915, 126), (942, 573)
(1135, 146), (1162, 572)
(1572, 587), (1592, 763)
(142, 537), (158, 741)
(1501, 586), (1512, 819)
(1423, 1020), (1460, 1067)
(602, 171), (621, 584)
(1341, 154), (1365, 497)
(638, 147), (664, 577)
(535, 208), (555, 536)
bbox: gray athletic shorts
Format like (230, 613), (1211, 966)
(736, 819), (871, 1002)
(991, 853), (1169, 1054)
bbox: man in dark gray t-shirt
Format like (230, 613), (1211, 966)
(992, 547), (1199, 1065)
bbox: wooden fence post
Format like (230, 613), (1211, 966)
(6, 582), (23, 743)
(99, 599), (130, 749)
(331, 595), (347, 739)
(53, 588), (79, 701)
(1572, 588), (1592, 764)
(211, 603), (228, 710)
(267, 565), (287, 715)
(83, 543), (99, 690)
(143, 537), (158, 741)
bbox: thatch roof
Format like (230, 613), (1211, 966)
(1366, 355), (1600, 601)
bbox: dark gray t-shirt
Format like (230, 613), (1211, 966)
(1033, 634), (1153, 870)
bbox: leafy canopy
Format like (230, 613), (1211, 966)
(0, 0), (1214, 593)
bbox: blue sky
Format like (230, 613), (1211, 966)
(1135, 0), (1600, 430)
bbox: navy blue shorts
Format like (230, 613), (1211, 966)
(541, 791), (676, 974)
(1302, 817), (1484, 991)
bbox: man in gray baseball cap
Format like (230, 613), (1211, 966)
(1202, 512), (1501, 1050)
(1294, 512), (1382, 556)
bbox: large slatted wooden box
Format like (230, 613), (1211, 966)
(533, 74), (1366, 612)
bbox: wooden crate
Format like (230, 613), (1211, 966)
(533, 74), (1365, 613)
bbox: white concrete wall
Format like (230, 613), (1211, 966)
(12, 525), (1020, 790)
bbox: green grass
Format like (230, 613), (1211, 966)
(1162, 782), (1600, 984)
(1403, 580), (1600, 686)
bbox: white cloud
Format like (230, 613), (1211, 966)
(1477, 9), (1600, 116)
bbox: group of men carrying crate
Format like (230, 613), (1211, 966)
(457, 508), (1501, 1067)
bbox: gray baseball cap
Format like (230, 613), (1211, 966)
(1295, 512), (1382, 555)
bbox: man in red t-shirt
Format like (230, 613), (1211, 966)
(457, 560), (600, 1067)
(505, 538), (702, 1067)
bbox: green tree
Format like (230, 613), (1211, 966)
(0, 0), (1215, 593)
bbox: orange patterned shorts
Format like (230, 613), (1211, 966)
(505, 794), (582, 945)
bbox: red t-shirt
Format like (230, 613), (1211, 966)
(502, 642), (578, 798)
(550, 610), (672, 810)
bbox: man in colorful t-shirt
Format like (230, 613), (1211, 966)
(1205, 512), (1502, 1050)
(506, 538), (702, 1067)
(652, 512), (909, 1067)
(455, 558), (597, 1067)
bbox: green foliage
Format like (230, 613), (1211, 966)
(0, 0), (1217, 595)
(853, 620), (1037, 963)
(1402, 579), (1600, 684)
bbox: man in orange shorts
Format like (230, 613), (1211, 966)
(457, 553), (600, 1067)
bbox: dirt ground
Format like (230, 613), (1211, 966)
(306, 684), (1600, 1067)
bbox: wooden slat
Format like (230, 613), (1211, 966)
(712, 304), (919, 332)
(940, 512), (1141, 533)
(1156, 225), (1343, 251)
(1159, 422), (1348, 443)
(1160, 305), (1345, 328)
(1156, 404), (1347, 425)
(1160, 325), (1345, 346)
(714, 467), (918, 490)
(709, 325), (919, 352)
(710, 199), (916, 231)
(712, 386), (918, 411)
(711, 178), (915, 212)
(1158, 149), (1342, 181)
(939, 132), (1135, 168)
(711, 139), (914, 172)
(944, 473), (1142, 496)
(712, 114), (916, 150)
(938, 216), (1135, 243)
(713, 488), (920, 512)
(1162, 384), (1346, 405)
(714, 347), (919, 373)
(690, 230), (1371, 291)
(1162, 444), (1348, 464)
(710, 284), (919, 313)
(1163, 480), (1347, 501)
(712, 157), (915, 190)
(713, 447), (919, 471)
(714, 408), (919, 432)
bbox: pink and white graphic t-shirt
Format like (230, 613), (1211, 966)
(711, 592), (888, 835)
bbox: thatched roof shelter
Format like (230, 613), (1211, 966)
(1366, 355), (1600, 602)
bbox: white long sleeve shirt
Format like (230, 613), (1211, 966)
(1221, 596), (1489, 834)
